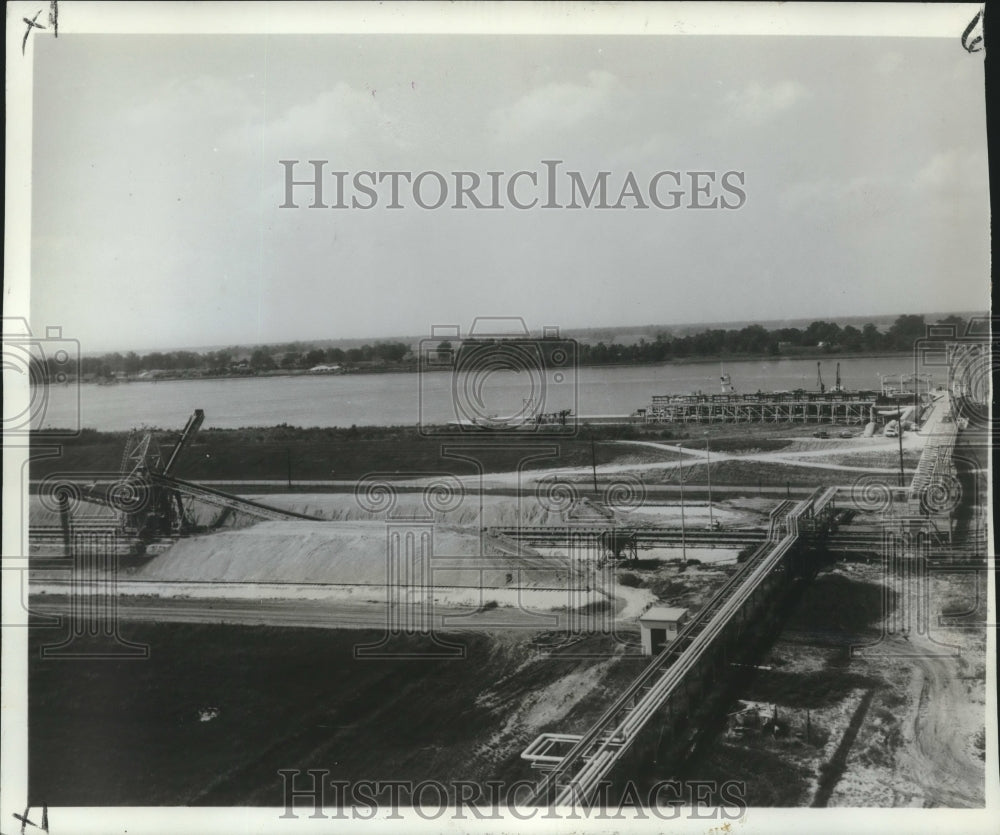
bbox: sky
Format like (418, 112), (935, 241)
(29, 30), (989, 353)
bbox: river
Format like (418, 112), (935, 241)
(33, 356), (920, 432)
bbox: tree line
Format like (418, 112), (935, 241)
(43, 341), (412, 380)
(33, 314), (969, 380)
(578, 314), (963, 365)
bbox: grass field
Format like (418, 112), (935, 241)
(29, 422), (863, 488)
(30, 424), (692, 482)
(28, 622), (629, 806)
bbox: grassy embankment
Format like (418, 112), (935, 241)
(30, 425), (802, 485)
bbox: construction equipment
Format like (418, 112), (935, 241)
(50, 409), (320, 545)
(834, 362), (843, 393)
(599, 530), (638, 563)
(164, 409), (205, 474)
(117, 409), (207, 538)
(816, 362), (825, 394)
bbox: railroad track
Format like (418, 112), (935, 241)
(29, 523), (123, 541)
(30, 521), (981, 558)
(492, 526), (765, 548)
(493, 524), (953, 553)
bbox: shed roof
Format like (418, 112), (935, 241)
(639, 606), (689, 624)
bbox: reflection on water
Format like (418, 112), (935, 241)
(34, 356), (916, 431)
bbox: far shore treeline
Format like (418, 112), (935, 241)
(36, 314), (971, 383)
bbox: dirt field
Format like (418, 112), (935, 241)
(677, 562), (987, 807)
(27, 623), (640, 806)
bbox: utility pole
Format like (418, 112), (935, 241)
(897, 415), (905, 489)
(286, 447), (292, 489)
(704, 432), (715, 528)
(677, 445), (687, 563)
(58, 489), (72, 558)
(591, 439), (599, 495)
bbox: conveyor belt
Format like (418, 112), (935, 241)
(152, 474), (321, 521)
(526, 493), (819, 806)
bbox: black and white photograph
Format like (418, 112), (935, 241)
(2, 2), (995, 832)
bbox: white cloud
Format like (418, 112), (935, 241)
(487, 70), (624, 144)
(914, 148), (988, 192)
(724, 80), (807, 124)
(780, 176), (875, 212)
(259, 82), (408, 156)
(123, 75), (260, 141)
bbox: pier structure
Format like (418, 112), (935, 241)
(907, 393), (959, 523)
(644, 391), (877, 425)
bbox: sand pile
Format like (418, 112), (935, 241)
(134, 520), (571, 588)
(240, 493), (589, 528)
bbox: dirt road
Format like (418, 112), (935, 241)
(617, 439), (917, 474)
(29, 592), (636, 636)
(892, 631), (986, 807)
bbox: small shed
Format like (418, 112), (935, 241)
(639, 606), (689, 656)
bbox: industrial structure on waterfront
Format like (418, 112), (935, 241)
(642, 362), (933, 426)
(643, 390), (880, 425)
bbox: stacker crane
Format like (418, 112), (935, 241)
(47, 409), (319, 546)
